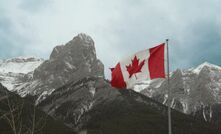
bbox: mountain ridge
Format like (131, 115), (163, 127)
(38, 76), (215, 134)
(0, 56), (43, 91)
(1, 34), (221, 133)
(0, 33), (104, 104)
(139, 61), (221, 122)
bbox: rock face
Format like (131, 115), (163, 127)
(139, 62), (221, 121)
(39, 77), (122, 129)
(14, 33), (104, 103)
(33, 33), (104, 88)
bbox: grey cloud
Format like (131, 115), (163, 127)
(19, 0), (50, 12)
(1, 0), (221, 78)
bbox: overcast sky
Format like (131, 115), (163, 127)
(1, 0), (221, 78)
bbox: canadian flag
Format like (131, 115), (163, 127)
(110, 43), (166, 89)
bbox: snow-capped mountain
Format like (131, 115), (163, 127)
(1, 33), (221, 133)
(0, 56), (43, 74)
(11, 33), (104, 103)
(138, 62), (221, 121)
(0, 56), (43, 90)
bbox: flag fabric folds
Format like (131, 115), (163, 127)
(110, 43), (166, 89)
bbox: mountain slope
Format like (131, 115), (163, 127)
(139, 62), (221, 122)
(39, 77), (215, 134)
(0, 83), (74, 134)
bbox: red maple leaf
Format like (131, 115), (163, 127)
(126, 56), (145, 79)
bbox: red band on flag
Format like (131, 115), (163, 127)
(110, 63), (126, 88)
(148, 43), (166, 79)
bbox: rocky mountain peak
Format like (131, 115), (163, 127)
(137, 62), (221, 121)
(73, 33), (94, 45)
(13, 34), (104, 102)
(193, 62), (221, 74)
(50, 33), (95, 60)
(172, 69), (183, 76)
(35, 33), (104, 82)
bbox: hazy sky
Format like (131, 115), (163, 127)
(1, 0), (221, 78)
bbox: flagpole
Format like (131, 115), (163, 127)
(166, 39), (172, 134)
